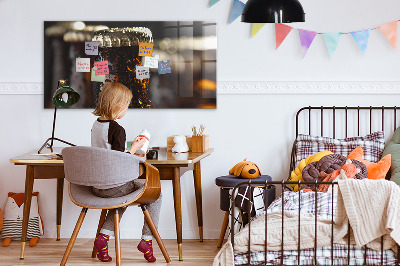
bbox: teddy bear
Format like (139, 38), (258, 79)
(229, 159), (261, 179)
(1, 192), (44, 247)
(172, 135), (189, 153)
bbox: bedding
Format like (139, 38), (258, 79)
(214, 181), (399, 266)
(383, 126), (400, 184)
(294, 131), (385, 167)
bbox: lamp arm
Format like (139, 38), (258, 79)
(50, 106), (57, 148)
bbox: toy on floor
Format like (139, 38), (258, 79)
(229, 159), (261, 179)
(1, 192), (44, 247)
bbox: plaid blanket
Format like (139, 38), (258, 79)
(234, 191), (397, 265)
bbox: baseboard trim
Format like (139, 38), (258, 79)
(1, 81), (400, 95)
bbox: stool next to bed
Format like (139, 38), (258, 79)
(215, 174), (275, 248)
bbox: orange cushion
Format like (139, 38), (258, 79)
(347, 146), (391, 180)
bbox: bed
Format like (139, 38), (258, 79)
(214, 106), (400, 266)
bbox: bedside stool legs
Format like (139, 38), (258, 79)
(217, 211), (230, 248)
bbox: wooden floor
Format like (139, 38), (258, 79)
(0, 239), (221, 265)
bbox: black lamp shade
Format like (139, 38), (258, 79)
(52, 84), (80, 107)
(241, 0), (305, 23)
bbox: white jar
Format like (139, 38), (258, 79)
(136, 129), (150, 154)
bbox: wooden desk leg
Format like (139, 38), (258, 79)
(20, 165), (35, 259)
(172, 167), (183, 261)
(193, 161), (203, 242)
(217, 211), (230, 248)
(56, 178), (64, 241)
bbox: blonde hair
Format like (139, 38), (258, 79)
(93, 82), (133, 120)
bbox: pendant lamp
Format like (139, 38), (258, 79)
(38, 80), (80, 154)
(241, 0), (305, 23)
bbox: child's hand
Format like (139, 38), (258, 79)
(128, 137), (147, 155)
(134, 148), (149, 157)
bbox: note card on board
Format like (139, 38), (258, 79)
(139, 42), (154, 56)
(158, 60), (171, 74)
(136, 66), (150, 79)
(76, 58), (90, 72)
(94, 60), (109, 76)
(143, 55), (159, 68)
(85, 41), (98, 55)
(91, 67), (105, 82)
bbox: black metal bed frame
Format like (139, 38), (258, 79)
(230, 106), (400, 266)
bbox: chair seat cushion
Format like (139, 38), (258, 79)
(69, 180), (145, 208)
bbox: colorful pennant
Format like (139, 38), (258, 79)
(229, 0), (245, 24)
(378, 21), (398, 50)
(275, 23), (293, 49)
(251, 23), (266, 38)
(298, 30), (317, 58)
(323, 33), (341, 58)
(351, 29), (370, 55)
(209, 0), (220, 7)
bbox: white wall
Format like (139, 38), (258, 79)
(1, 0), (400, 240)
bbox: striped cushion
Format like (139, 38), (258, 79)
(1, 217), (41, 240)
(294, 131), (385, 167)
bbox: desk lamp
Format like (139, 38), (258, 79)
(241, 0), (305, 23)
(38, 80), (80, 154)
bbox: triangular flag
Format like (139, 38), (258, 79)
(351, 29), (370, 55)
(298, 29), (317, 58)
(229, 0), (245, 24)
(323, 33), (341, 58)
(209, 0), (220, 7)
(275, 23), (293, 49)
(251, 23), (266, 38)
(378, 21), (398, 50)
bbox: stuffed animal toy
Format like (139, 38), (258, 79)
(172, 135), (189, 153)
(1, 192), (44, 247)
(229, 159), (261, 179)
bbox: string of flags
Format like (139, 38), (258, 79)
(209, 0), (399, 58)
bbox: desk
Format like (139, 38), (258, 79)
(10, 147), (213, 261)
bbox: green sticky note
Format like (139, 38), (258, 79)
(91, 67), (105, 82)
(126, 141), (133, 150)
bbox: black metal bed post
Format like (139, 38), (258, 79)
(331, 182), (334, 265)
(314, 180), (318, 266)
(298, 180), (301, 266)
(247, 180), (252, 264)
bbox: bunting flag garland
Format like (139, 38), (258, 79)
(208, 2), (400, 58)
(251, 23), (266, 38)
(298, 29), (317, 58)
(275, 23), (293, 49)
(209, 0), (220, 7)
(323, 33), (341, 58)
(378, 21), (398, 50)
(351, 29), (370, 55)
(229, 0), (245, 24)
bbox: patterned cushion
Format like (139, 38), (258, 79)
(294, 131), (385, 167)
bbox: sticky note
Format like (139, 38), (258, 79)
(85, 41), (98, 55)
(91, 67), (105, 82)
(136, 66), (150, 79)
(158, 60), (171, 75)
(144, 55), (159, 68)
(76, 58), (90, 72)
(94, 60), (109, 76)
(139, 42), (154, 56)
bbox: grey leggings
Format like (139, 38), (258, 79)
(92, 180), (162, 240)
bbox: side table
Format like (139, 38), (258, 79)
(215, 175), (275, 248)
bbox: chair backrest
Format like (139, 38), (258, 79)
(62, 146), (145, 188)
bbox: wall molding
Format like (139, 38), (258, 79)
(1, 81), (400, 95)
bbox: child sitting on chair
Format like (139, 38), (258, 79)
(91, 82), (162, 263)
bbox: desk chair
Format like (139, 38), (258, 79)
(60, 146), (171, 265)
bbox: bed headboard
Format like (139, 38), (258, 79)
(290, 106), (400, 179)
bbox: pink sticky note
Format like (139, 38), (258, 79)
(94, 60), (109, 76)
